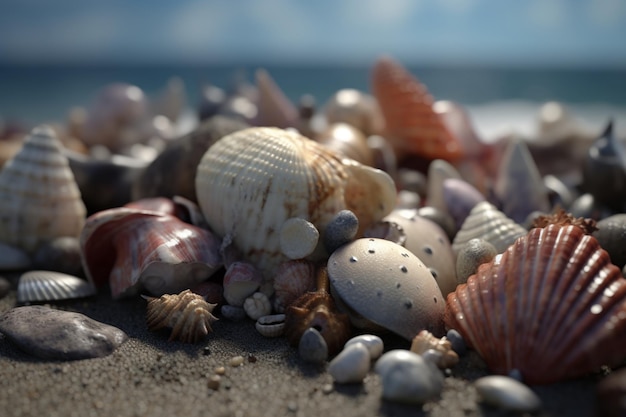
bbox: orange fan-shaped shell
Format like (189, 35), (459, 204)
(445, 224), (626, 385)
(371, 56), (463, 162)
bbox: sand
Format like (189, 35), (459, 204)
(0, 282), (600, 417)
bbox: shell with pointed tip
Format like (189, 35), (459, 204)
(145, 289), (218, 343)
(0, 126), (86, 252)
(254, 69), (298, 129)
(442, 178), (486, 229)
(195, 127), (396, 294)
(80, 207), (223, 299)
(445, 224), (626, 384)
(371, 57), (463, 162)
(452, 202), (527, 256)
(17, 270), (96, 304)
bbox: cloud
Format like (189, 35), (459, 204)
(588, 0), (626, 26)
(527, 0), (569, 29)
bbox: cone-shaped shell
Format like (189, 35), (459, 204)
(0, 126), (86, 252)
(452, 202), (527, 256)
(80, 207), (222, 299)
(371, 56), (463, 162)
(445, 224), (626, 384)
(195, 127), (396, 294)
(254, 69), (298, 129)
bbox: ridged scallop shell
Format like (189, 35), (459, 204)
(273, 260), (317, 313)
(0, 126), (86, 252)
(80, 207), (222, 299)
(145, 289), (218, 343)
(371, 56), (463, 162)
(445, 224), (626, 384)
(195, 127), (396, 294)
(17, 270), (96, 304)
(452, 202), (527, 256)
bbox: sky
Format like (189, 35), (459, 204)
(1, 0), (626, 67)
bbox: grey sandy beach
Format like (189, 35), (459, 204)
(0, 280), (599, 417)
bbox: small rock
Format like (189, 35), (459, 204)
(0, 242), (32, 271)
(0, 306), (127, 360)
(446, 329), (466, 356)
(207, 374), (221, 390)
(324, 210), (359, 253)
(229, 355), (245, 367)
(0, 276), (10, 299)
(328, 342), (371, 384)
(374, 349), (444, 404)
(455, 238), (497, 285)
(344, 334), (384, 359)
(220, 305), (247, 321)
(475, 375), (542, 413)
(280, 217), (319, 259)
(298, 327), (328, 364)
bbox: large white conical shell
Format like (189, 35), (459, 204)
(195, 127), (396, 294)
(0, 126), (86, 252)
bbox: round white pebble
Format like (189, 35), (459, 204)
(328, 342), (371, 384)
(474, 375), (542, 412)
(280, 217), (320, 259)
(344, 334), (384, 359)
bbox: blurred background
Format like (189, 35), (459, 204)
(1, 0), (625, 137)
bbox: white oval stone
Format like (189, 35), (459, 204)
(280, 217), (319, 260)
(328, 342), (371, 384)
(344, 334), (384, 359)
(374, 349), (444, 404)
(474, 375), (542, 412)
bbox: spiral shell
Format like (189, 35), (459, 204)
(371, 56), (463, 162)
(445, 224), (626, 384)
(0, 126), (86, 252)
(195, 127), (396, 294)
(145, 289), (218, 343)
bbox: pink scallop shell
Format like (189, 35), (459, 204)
(80, 207), (222, 299)
(445, 224), (626, 384)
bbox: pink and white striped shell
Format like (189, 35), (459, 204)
(445, 224), (626, 384)
(0, 126), (86, 252)
(80, 207), (222, 299)
(273, 260), (317, 313)
(195, 127), (396, 294)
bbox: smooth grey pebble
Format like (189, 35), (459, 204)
(455, 238), (497, 285)
(0, 276), (10, 299)
(220, 304), (247, 321)
(298, 327), (328, 364)
(32, 236), (84, 276)
(344, 334), (383, 359)
(446, 329), (466, 356)
(0, 305), (127, 360)
(328, 342), (371, 384)
(475, 375), (542, 413)
(324, 210), (359, 253)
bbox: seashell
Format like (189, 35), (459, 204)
(298, 327), (328, 364)
(273, 260), (316, 313)
(80, 207), (223, 299)
(367, 134), (398, 179)
(328, 238), (445, 339)
(316, 123), (374, 166)
(328, 342), (371, 384)
(396, 190), (421, 210)
(451, 201), (527, 256)
(582, 121), (626, 211)
(17, 270), (96, 304)
(255, 313), (286, 338)
(284, 290), (352, 356)
(223, 261), (263, 307)
(397, 168), (427, 197)
(279, 217), (320, 260)
(323, 89), (384, 137)
(189, 280), (224, 305)
(81, 83), (148, 151)
(243, 292), (272, 320)
(0, 242), (32, 271)
(254, 69), (299, 129)
(132, 115), (249, 202)
(0, 126), (86, 252)
(409, 329), (459, 369)
(195, 127), (396, 294)
(371, 56), (463, 162)
(384, 210), (457, 296)
(152, 76), (187, 122)
(442, 178), (486, 229)
(124, 197), (176, 214)
(494, 140), (550, 224)
(144, 289), (218, 343)
(426, 159), (461, 212)
(445, 224), (626, 384)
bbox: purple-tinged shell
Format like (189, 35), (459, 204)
(445, 224), (626, 384)
(222, 261), (263, 307)
(442, 178), (486, 229)
(80, 207), (222, 299)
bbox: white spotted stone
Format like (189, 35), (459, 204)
(328, 342), (371, 384)
(344, 334), (384, 359)
(474, 375), (542, 412)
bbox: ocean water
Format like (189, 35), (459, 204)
(1, 64), (625, 140)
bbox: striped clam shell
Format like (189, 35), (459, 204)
(445, 224), (626, 384)
(17, 270), (96, 304)
(371, 56), (463, 162)
(451, 202), (527, 256)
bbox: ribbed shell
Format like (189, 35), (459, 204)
(0, 126), (86, 252)
(17, 270), (96, 304)
(445, 225), (626, 384)
(452, 202), (527, 256)
(371, 56), (463, 162)
(195, 127), (396, 294)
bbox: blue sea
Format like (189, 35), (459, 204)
(1, 64), (625, 140)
